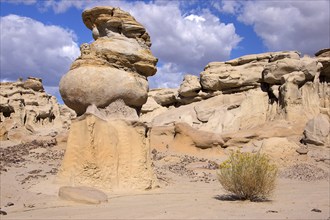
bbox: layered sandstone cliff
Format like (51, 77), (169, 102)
(142, 49), (330, 154)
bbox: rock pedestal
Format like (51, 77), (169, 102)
(57, 115), (157, 191)
(57, 6), (158, 192)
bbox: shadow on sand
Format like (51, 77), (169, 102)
(214, 194), (272, 202)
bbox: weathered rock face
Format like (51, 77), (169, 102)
(60, 7), (157, 116)
(82, 6), (151, 47)
(200, 51), (301, 93)
(315, 48), (330, 82)
(56, 115), (157, 191)
(57, 7), (158, 192)
(174, 122), (224, 149)
(0, 78), (75, 141)
(178, 75), (202, 97)
(143, 49), (330, 152)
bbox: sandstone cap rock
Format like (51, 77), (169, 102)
(60, 6), (158, 116)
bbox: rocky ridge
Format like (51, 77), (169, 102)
(142, 49), (330, 157)
(0, 77), (75, 143)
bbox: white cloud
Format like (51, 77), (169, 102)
(148, 62), (185, 89)
(129, 2), (241, 78)
(37, 0), (86, 14)
(217, 0), (330, 55)
(213, 0), (242, 14)
(184, 14), (206, 22)
(0, 14), (80, 88)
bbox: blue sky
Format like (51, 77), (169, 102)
(1, 0), (329, 102)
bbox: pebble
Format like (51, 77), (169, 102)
(296, 147), (308, 155)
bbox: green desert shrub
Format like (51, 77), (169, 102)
(217, 151), (278, 201)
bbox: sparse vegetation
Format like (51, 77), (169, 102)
(217, 151), (278, 201)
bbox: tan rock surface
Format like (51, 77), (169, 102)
(60, 6), (157, 115)
(149, 88), (178, 106)
(60, 66), (149, 115)
(0, 78), (74, 143)
(82, 6), (151, 47)
(173, 122), (224, 149)
(178, 75), (201, 97)
(56, 114), (157, 191)
(315, 48), (330, 82)
(302, 114), (330, 146)
(200, 60), (265, 92)
(259, 137), (300, 165)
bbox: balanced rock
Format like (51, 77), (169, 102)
(60, 6), (157, 116)
(57, 7), (158, 192)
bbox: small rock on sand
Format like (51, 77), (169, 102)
(58, 186), (108, 204)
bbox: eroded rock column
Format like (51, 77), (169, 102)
(57, 6), (158, 191)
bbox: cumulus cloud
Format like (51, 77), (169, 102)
(127, 2), (241, 74)
(37, 0), (86, 14)
(0, 15), (80, 90)
(217, 0), (330, 55)
(148, 62), (184, 89)
(36, 0), (242, 89)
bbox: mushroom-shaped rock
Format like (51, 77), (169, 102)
(60, 6), (157, 116)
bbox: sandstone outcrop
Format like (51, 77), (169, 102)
(173, 122), (224, 149)
(0, 77), (75, 142)
(57, 7), (158, 192)
(178, 75), (202, 97)
(200, 51), (301, 93)
(60, 6), (157, 116)
(57, 115), (157, 191)
(143, 49), (330, 154)
(315, 48), (330, 82)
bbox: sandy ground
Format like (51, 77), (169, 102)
(1, 140), (329, 220)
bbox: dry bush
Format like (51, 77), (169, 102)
(217, 151), (278, 201)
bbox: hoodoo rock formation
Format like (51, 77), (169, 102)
(59, 6), (157, 116)
(57, 7), (158, 192)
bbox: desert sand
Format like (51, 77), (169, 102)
(1, 140), (329, 220)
